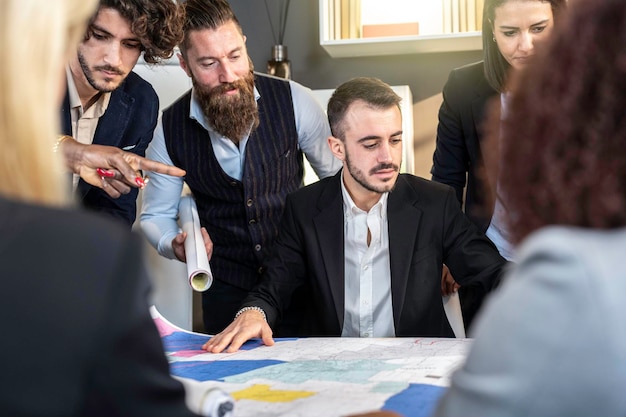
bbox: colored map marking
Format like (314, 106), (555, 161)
(232, 384), (316, 402)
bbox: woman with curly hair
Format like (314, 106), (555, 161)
(435, 0), (626, 415)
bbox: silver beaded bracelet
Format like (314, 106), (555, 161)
(234, 306), (267, 322)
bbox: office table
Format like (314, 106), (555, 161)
(152, 308), (471, 417)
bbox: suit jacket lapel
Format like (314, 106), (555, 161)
(312, 172), (346, 328)
(93, 87), (133, 147)
(388, 176), (421, 330)
(61, 91), (72, 135)
(472, 77), (499, 204)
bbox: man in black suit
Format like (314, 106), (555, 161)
(203, 77), (507, 353)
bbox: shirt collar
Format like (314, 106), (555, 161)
(65, 66), (111, 118)
(340, 170), (388, 219)
(66, 67), (82, 111)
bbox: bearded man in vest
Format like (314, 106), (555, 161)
(140, 0), (340, 335)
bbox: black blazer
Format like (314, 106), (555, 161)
(243, 172), (507, 338)
(431, 61), (499, 232)
(61, 71), (159, 227)
(0, 197), (198, 417)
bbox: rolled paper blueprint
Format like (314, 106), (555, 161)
(442, 291), (466, 338)
(179, 195), (213, 292)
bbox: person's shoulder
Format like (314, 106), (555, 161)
(397, 173), (453, 194)
(451, 60), (485, 78)
(119, 71), (158, 100)
(447, 61), (486, 85)
(442, 61), (490, 101)
(253, 72), (292, 94)
(58, 205), (133, 243)
(12, 200), (133, 246)
(2, 199), (140, 271)
(254, 71), (290, 85)
(393, 174), (458, 208)
(286, 174), (340, 211)
(518, 226), (626, 265)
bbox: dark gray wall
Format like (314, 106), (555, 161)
(229, 0), (483, 103)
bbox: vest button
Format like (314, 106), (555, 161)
(249, 219), (256, 225)
(230, 181), (237, 186)
(246, 199), (253, 207)
(254, 244), (262, 252)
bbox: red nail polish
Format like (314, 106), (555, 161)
(96, 168), (115, 178)
(135, 176), (145, 188)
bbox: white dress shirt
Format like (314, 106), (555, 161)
(485, 92), (514, 260)
(340, 176), (395, 337)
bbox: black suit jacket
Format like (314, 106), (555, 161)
(431, 61), (499, 232)
(0, 197), (198, 417)
(61, 71), (159, 227)
(243, 172), (506, 337)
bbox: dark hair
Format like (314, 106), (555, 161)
(327, 77), (401, 140)
(494, 0), (626, 242)
(86, 0), (183, 64)
(179, 0), (242, 58)
(483, 0), (566, 92)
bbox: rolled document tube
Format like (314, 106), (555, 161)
(175, 377), (235, 417)
(179, 195), (213, 292)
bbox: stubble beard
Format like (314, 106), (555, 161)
(77, 50), (123, 93)
(345, 151), (399, 194)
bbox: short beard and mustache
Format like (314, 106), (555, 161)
(345, 151), (399, 194)
(193, 69), (259, 143)
(77, 49), (124, 93)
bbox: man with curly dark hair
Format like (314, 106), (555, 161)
(61, 0), (183, 227)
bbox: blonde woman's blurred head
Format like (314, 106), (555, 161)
(0, 0), (98, 205)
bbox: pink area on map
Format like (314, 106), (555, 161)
(170, 350), (206, 358)
(153, 317), (177, 337)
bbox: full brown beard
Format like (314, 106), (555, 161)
(193, 70), (259, 143)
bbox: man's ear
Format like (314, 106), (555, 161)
(328, 136), (345, 162)
(177, 52), (192, 78)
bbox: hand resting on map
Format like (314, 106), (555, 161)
(202, 309), (274, 353)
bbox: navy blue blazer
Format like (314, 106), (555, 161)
(243, 171), (507, 338)
(61, 71), (159, 227)
(431, 61), (499, 233)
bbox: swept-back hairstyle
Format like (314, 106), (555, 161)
(86, 0), (183, 64)
(496, 0), (626, 242)
(327, 77), (402, 141)
(179, 0), (242, 58)
(0, 0), (97, 205)
(482, 0), (567, 92)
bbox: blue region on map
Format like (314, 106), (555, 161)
(382, 383), (446, 416)
(161, 331), (211, 351)
(161, 331), (297, 353)
(170, 359), (284, 381)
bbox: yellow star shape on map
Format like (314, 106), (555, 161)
(231, 384), (315, 402)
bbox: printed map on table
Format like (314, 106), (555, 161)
(152, 307), (471, 417)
